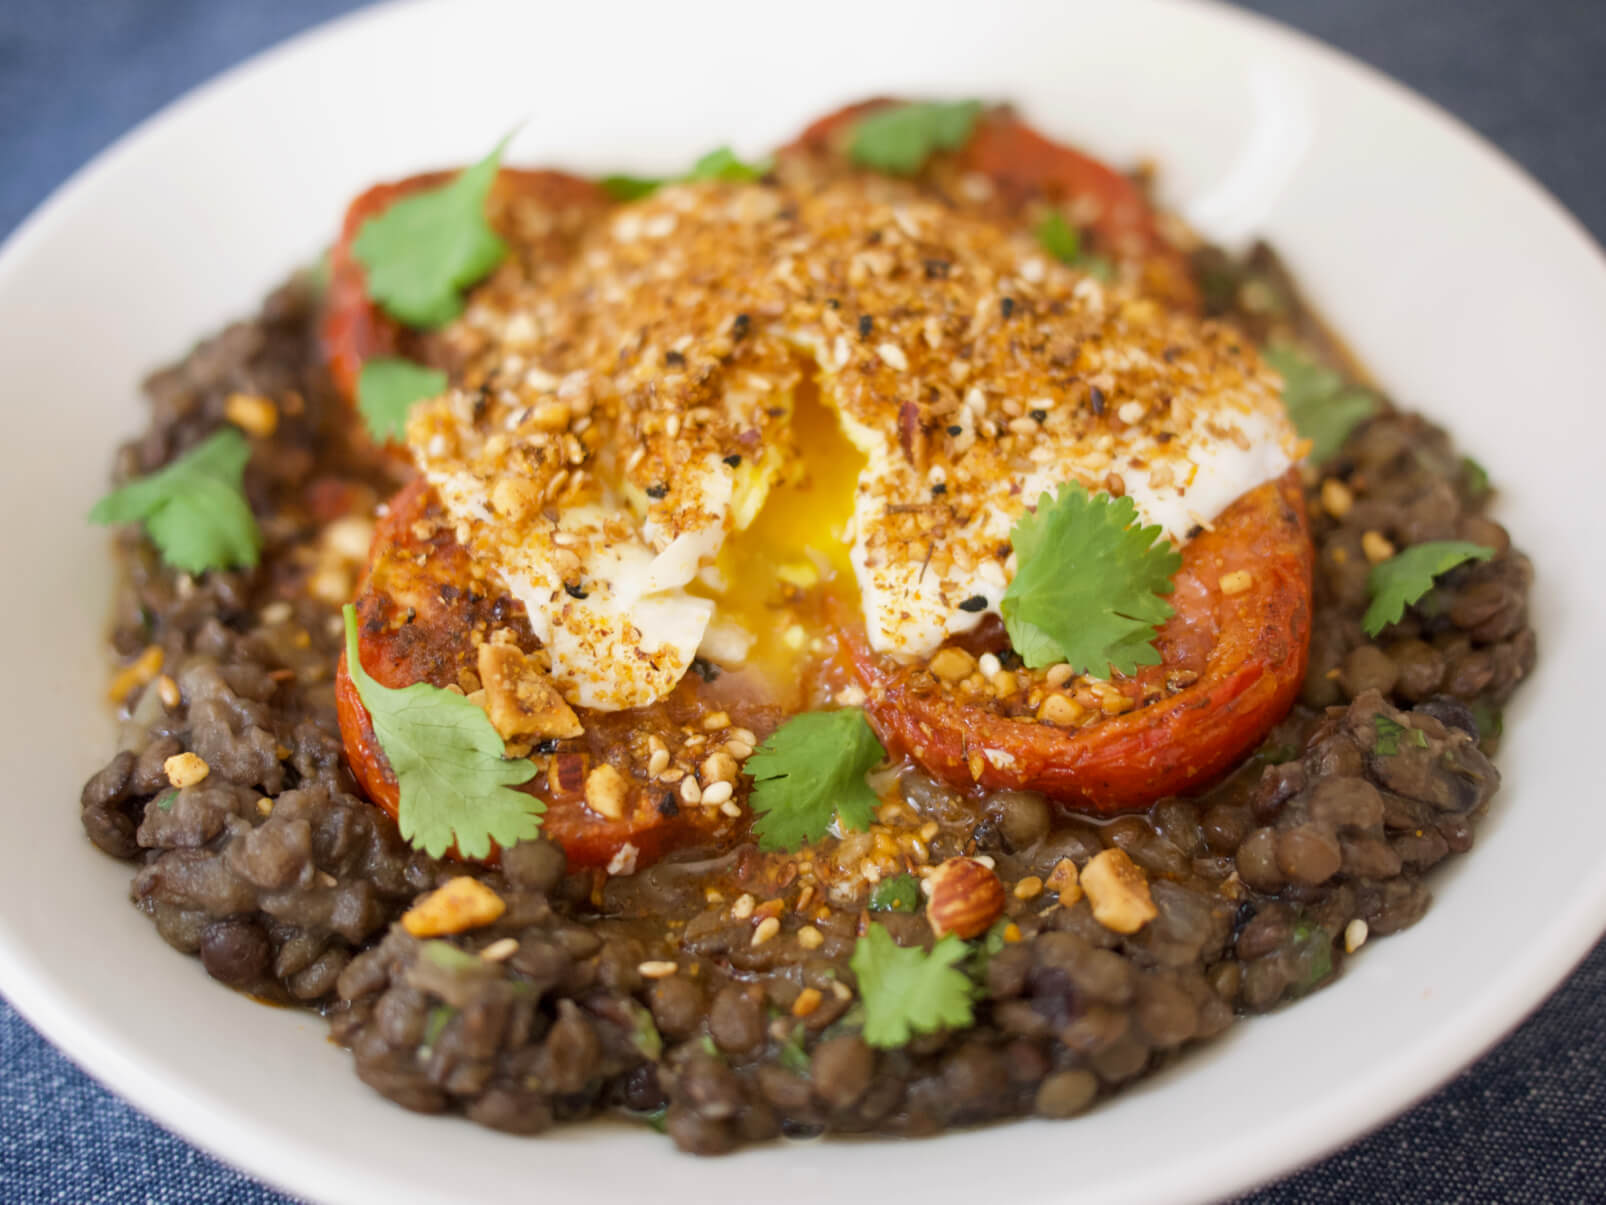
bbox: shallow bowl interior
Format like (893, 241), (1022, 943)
(2, 2), (1603, 1202)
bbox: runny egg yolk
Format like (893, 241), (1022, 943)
(695, 375), (865, 692)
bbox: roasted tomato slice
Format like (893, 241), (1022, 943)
(844, 471), (1312, 812)
(322, 168), (610, 404)
(333, 478), (774, 870)
(789, 98), (1197, 308)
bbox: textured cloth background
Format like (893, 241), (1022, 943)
(3, 1), (1603, 1201)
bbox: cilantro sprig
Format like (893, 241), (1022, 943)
(1035, 211), (1114, 282)
(352, 137), (510, 328)
(1363, 541), (1494, 636)
(341, 604), (541, 859)
(1263, 343), (1379, 464)
(89, 429), (261, 574)
(848, 100), (983, 175)
(850, 923), (975, 1048)
(599, 145), (771, 202)
(1000, 484), (1182, 677)
(356, 356), (447, 443)
(745, 708), (884, 852)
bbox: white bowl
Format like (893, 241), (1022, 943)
(3, 1), (1603, 1201)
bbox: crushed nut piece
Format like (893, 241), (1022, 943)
(477, 642), (583, 743)
(224, 392), (279, 438)
(1321, 478), (1354, 518)
(1362, 530), (1396, 564)
(1013, 875), (1044, 900)
(583, 763), (629, 820)
(1044, 858), (1082, 905)
(792, 987), (823, 1017)
(925, 856), (1006, 939)
(402, 876), (506, 937)
(1344, 918), (1369, 954)
(108, 645), (164, 704)
(1219, 569), (1254, 595)
(929, 647), (977, 683)
(163, 751), (209, 789)
(731, 893), (756, 920)
(1080, 848), (1157, 934)
(797, 924), (825, 950)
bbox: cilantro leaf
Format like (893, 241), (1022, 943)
(599, 145), (769, 203)
(352, 137), (510, 328)
(848, 100), (983, 175)
(1372, 714), (1406, 756)
(1462, 455), (1491, 499)
(1034, 211), (1113, 281)
(868, 873), (921, 913)
(1363, 541), (1495, 636)
(1000, 484), (1181, 677)
(1263, 343), (1379, 464)
(600, 174), (664, 202)
(850, 923), (975, 1048)
(356, 357), (447, 443)
(341, 604), (541, 859)
(89, 429), (261, 574)
(745, 708), (884, 852)
(685, 146), (769, 183)
(1290, 918), (1334, 993)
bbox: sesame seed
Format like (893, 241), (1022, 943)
(751, 916), (781, 946)
(481, 937), (520, 962)
(1321, 478), (1354, 517)
(1117, 400), (1146, 424)
(1345, 918), (1369, 953)
(1014, 876), (1045, 900)
(731, 893), (756, 920)
(701, 780), (734, 805)
(977, 652), (1002, 678)
(638, 959), (679, 979)
(720, 799), (742, 818)
(876, 343), (909, 371)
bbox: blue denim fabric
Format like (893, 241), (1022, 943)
(3, 1), (1603, 1200)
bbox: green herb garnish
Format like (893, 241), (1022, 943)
(1263, 343), (1379, 465)
(421, 1003), (456, 1050)
(153, 791), (177, 812)
(776, 1024), (812, 1075)
(599, 145), (770, 202)
(626, 1001), (663, 1061)
(419, 941), (485, 973)
(89, 429), (261, 574)
(848, 100), (983, 176)
(1290, 919), (1334, 992)
(1034, 211), (1114, 281)
(341, 604), (541, 859)
(745, 708), (884, 852)
(351, 137), (510, 328)
(850, 923), (975, 1048)
(356, 357), (448, 443)
(1462, 455), (1491, 499)
(641, 1105), (669, 1133)
(868, 873), (921, 913)
(1372, 715), (1406, 756)
(1363, 541), (1495, 637)
(1000, 483), (1182, 677)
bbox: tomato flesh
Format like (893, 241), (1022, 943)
(844, 471), (1312, 811)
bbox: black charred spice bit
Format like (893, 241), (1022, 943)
(931, 482), (948, 497)
(1156, 431), (1175, 444)
(564, 582), (589, 600)
(924, 258), (951, 280)
(534, 738), (560, 756)
(664, 349), (686, 368)
(403, 607), (416, 625)
(471, 388), (490, 421)
(690, 657), (722, 683)
(722, 454), (742, 468)
(826, 298), (841, 310)
(858, 314), (874, 339)
(657, 792), (680, 818)
(1089, 385), (1106, 416)
(1000, 296), (1016, 319)
(1186, 524), (1204, 540)
(731, 313), (751, 341)
(946, 424), (963, 437)
(1029, 409), (1048, 423)
(958, 594), (988, 613)
(645, 483), (669, 499)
